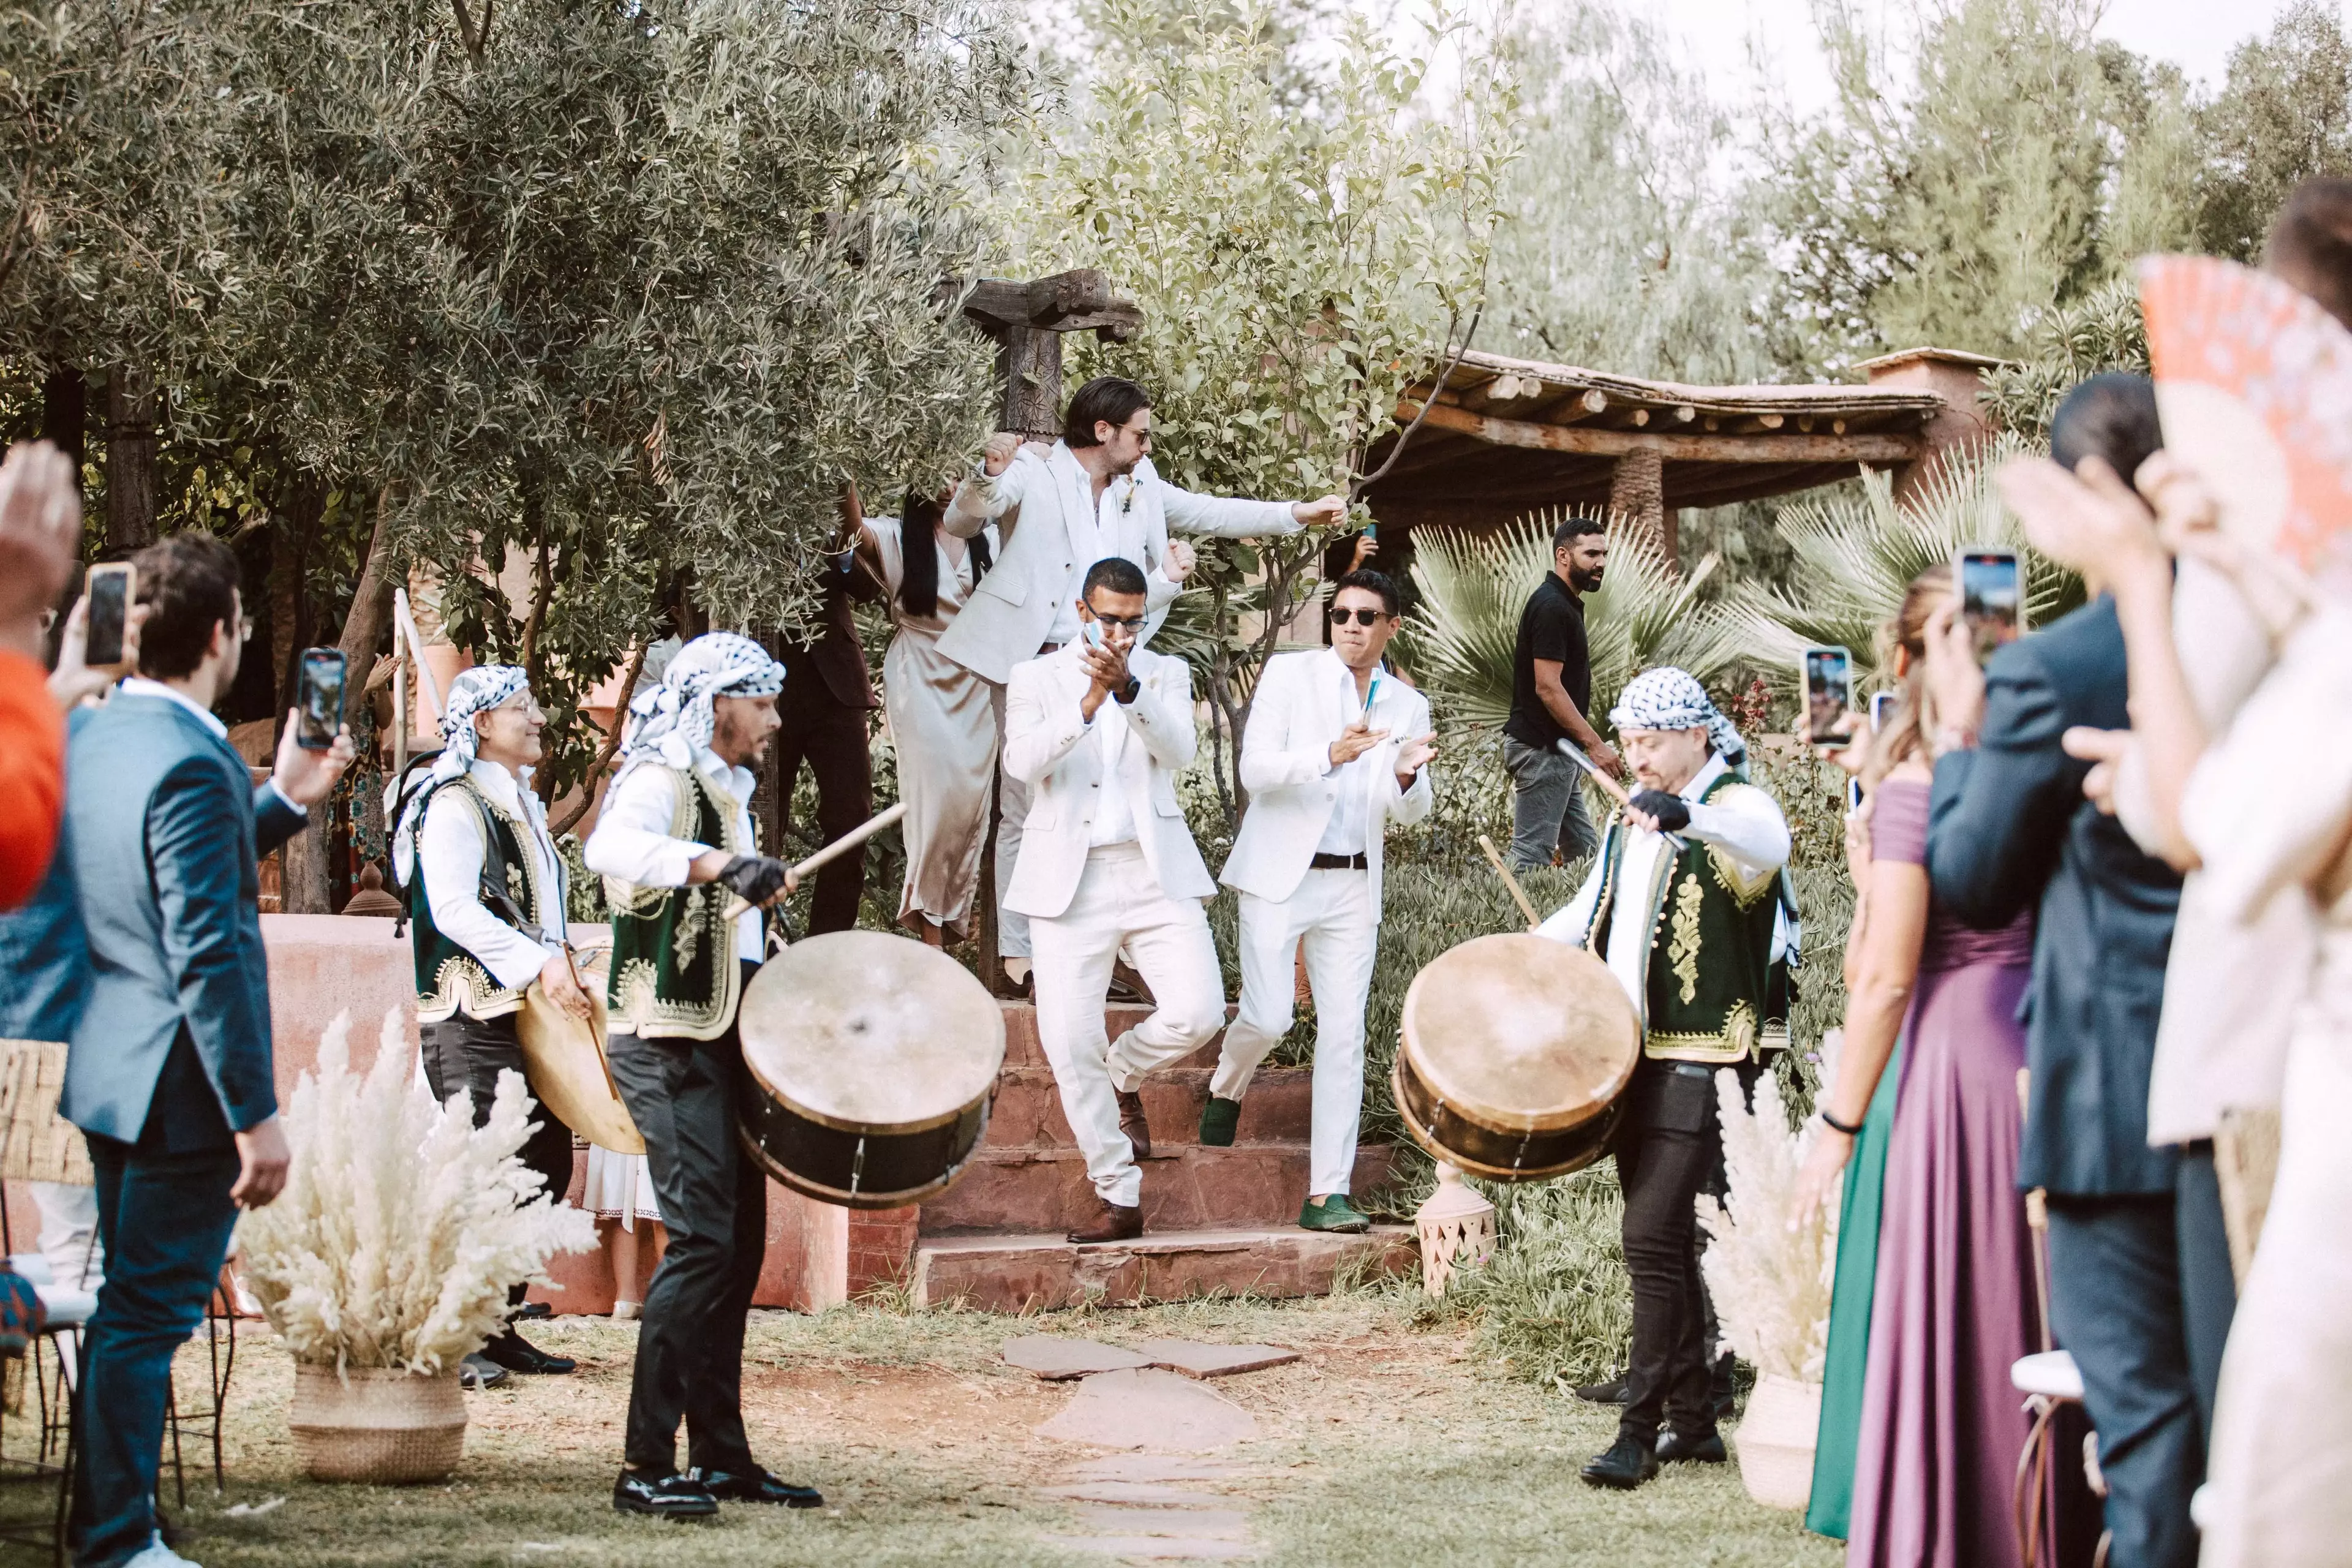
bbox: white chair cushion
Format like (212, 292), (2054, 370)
(2011, 1349), (2084, 1401)
(35, 1284), (97, 1329)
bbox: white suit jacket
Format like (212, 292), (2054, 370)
(1000, 642), (1216, 918)
(1220, 650), (1433, 914)
(937, 440), (1300, 685)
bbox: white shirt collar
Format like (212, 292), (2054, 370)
(690, 742), (756, 804)
(119, 676), (228, 740)
(1679, 752), (1729, 802)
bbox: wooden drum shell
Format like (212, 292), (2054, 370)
(1392, 1056), (1622, 1182)
(736, 1088), (991, 1210)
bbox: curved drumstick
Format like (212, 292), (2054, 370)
(1476, 834), (1543, 932)
(721, 801), (910, 922)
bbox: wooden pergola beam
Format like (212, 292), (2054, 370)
(1398, 399), (1924, 466)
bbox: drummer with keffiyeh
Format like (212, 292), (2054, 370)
(580, 631), (825, 1520)
(388, 663), (590, 1387)
(1534, 666), (1797, 1492)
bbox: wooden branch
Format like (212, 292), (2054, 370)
(551, 639), (649, 837)
(1393, 400), (1923, 465)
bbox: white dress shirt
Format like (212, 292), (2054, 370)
(119, 677), (301, 816)
(583, 747), (766, 958)
(1086, 698), (1140, 848)
(1313, 667), (1390, 858)
(417, 759), (564, 989)
(1048, 477), (1138, 647)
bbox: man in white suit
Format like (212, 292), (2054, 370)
(945, 376), (1346, 986)
(1001, 557), (1225, 1244)
(1201, 571), (1436, 1233)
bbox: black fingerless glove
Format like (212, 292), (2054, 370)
(717, 854), (791, 905)
(1628, 790), (1691, 832)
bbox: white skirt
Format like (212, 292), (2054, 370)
(582, 1145), (661, 1229)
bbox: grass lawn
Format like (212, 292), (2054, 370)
(47, 1286), (1842, 1567)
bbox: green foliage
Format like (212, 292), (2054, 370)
(1979, 278), (2150, 440)
(2193, 0), (2352, 263)
(1434, 1169), (1634, 1389)
(1401, 513), (1747, 733)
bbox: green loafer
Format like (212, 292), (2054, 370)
(1198, 1096), (1242, 1147)
(1298, 1194), (1371, 1234)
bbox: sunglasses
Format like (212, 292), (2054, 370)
(1330, 607), (1390, 627)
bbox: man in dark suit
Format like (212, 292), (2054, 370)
(771, 506), (882, 935)
(62, 532), (350, 1568)
(1926, 591), (2199, 1568)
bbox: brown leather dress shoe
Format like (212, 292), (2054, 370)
(1066, 1199), (1144, 1245)
(1116, 1089), (1151, 1159)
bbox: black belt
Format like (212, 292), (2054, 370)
(1309, 851), (1369, 871)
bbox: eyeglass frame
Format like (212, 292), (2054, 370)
(1329, 606), (1393, 627)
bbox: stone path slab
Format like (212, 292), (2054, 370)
(1134, 1339), (1300, 1379)
(1001, 1335), (1156, 1380)
(1036, 1368), (1260, 1450)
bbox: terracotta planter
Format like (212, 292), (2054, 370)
(288, 1362), (467, 1484)
(1733, 1372), (1822, 1512)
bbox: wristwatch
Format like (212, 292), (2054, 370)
(1115, 675), (1141, 705)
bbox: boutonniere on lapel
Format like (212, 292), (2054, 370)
(1118, 476), (1136, 516)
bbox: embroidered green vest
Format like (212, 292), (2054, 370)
(1580, 772), (1793, 1064)
(407, 776), (552, 1023)
(603, 766), (745, 1041)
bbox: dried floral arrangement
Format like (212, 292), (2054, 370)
(1695, 1067), (1839, 1384)
(236, 1010), (595, 1376)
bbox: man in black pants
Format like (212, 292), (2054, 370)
(583, 633), (821, 1521)
(772, 496), (882, 934)
(1535, 667), (1793, 1489)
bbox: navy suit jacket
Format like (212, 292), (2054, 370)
(59, 692), (308, 1147)
(1926, 597), (2182, 1197)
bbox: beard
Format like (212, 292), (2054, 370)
(1570, 564), (1604, 593)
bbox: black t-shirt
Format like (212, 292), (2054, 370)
(1504, 573), (1592, 749)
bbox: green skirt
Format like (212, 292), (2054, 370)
(1804, 1039), (1902, 1541)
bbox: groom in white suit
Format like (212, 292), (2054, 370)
(1202, 571), (1436, 1232)
(944, 376), (1346, 984)
(1001, 556), (1227, 1243)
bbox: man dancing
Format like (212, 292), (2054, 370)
(390, 665), (592, 1385)
(582, 633), (816, 1520)
(1001, 559), (1224, 1243)
(1201, 569), (1435, 1234)
(1536, 667), (1793, 1490)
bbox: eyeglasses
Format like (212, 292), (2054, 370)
(1086, 611), (1148, 632)
(1330, 607), (1389, 627)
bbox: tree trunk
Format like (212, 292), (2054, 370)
(1607, 450), (1672, 566)
(283, 486), (396, 913)
(104, 366), (160, 554)
(40, 367), (84, 495)
(995, 325), (1063, 442)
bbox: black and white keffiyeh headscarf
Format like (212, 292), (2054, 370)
(390, 663), (536, 883)
(1608, 666), (1747, 764)
(617, 631), (785, 775)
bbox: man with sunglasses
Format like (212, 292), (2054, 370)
(1203, 570), (1434, 1232)
(1000, 557), (1224, 1243)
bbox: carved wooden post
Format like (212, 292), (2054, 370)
(957, 270), (1143, 990)
(1607, 450), (1672, 566)
(105, 366), (160, 554)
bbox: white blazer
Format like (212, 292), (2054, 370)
(1221, 649), (1433, 914)
(1000, 642), (1217, 918)
(937, 441), (1300, 685)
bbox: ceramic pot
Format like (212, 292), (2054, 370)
(288, 1362), (467, 1483)
(1734, 1371), (1823, 1512)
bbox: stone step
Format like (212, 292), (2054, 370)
(921, 1143), (1402, 1236)
(984, 1063), (1320, 1153)
(911, 1225), (1416, 1311)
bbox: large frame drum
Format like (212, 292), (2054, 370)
(516, 948), (644, 1155)
(1394, 932), (1639, 1182)
(736, 930), (1006, 1209)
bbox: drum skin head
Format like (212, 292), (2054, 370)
(1400, 933), (1638, 1133)
(739, 930), (1006, 1135)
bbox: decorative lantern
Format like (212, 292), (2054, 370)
(1415, 1163), (1495, 1295)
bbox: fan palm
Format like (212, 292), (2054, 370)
(1403, 511), (1748, 731)
(1732, 437), (2085, 693)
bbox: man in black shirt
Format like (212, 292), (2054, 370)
(1502, 514), (1621, 867)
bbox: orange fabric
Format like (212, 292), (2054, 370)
(0, 650), (64, 910)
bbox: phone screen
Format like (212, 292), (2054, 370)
(1958, 550), (2022, 663)
(1082, 619), (1105, 649)
(1803, 646), (1854, 743)
(296, 648), (347, 750)
(85, 566), (130, 668)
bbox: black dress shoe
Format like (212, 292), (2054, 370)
(695, 1467), (824, 1508)
(1656, 1427), (1727, 1463)
(459, 1353), (510, 1390)
(1580, 1435), (1660, 1490)
(612, 1468), (718, 1520)
(1574, 1374), (1629, 1405)
(479, 1331), (576, 1375)
(514, 1301), (553, 1321)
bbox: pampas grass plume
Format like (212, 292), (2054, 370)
(1695, 1068), (1838, 1383)
(235, 1009), (597, 1376)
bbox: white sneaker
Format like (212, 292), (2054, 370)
(124, 1533), (197, 1567)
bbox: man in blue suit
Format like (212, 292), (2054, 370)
(62, 532), (350, 1568)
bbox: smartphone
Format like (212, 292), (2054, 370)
(1801, 646), (1855, 745)
(296, 647), (347, 750)
(83, 562), (134, 671)
(1082, 619), (1106, 650)
(1956, 546), (2024, 664)
(1363, 521), (1377, 542)
(1870, 691), (1896, 730)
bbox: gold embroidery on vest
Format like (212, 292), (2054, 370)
(1708, 846), (1776, 908)
(673, 883), (707, 976)
(1668, 872), (1705, 1003)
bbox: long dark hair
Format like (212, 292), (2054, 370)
(894, 491), (990, 619)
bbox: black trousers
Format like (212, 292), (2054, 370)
(773, 683), (872, 937)
(421, 1012), (577, 1316)
(606, 964), (767, 1474)
(1614, 1056), (1757, 1444)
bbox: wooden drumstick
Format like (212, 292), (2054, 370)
(721, 801), (910, 922)
(1476, 834), (1544, 933)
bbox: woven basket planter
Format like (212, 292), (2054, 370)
(1733, 1373), (1822, 1512)
(289, 1362), (467, 1484)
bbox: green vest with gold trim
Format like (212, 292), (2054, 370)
(1581, 771), (1792, 1064)
(603, 764), (746, 1041)
(407, 775), (552, 1023)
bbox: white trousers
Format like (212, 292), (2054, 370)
(1211, 870), (1378, 1197)
(31, 1180), (102, 1291)
(1031, 844), (1227, 1207)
